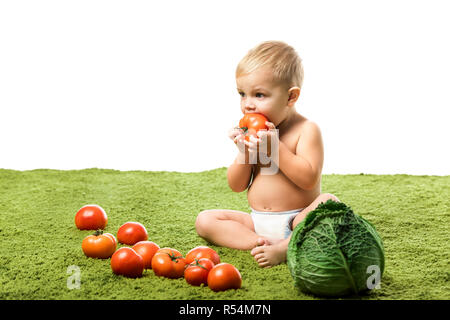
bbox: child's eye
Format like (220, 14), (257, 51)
(256, 93), (264, 98)
(238, 92), (245, 97)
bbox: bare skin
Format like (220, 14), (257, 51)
(195, 66), (339, 267)
(250, 193), (339, 268)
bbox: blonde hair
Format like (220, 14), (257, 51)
(236, 40), (304, 89)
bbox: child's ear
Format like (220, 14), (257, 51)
(287, 87), (301, 107)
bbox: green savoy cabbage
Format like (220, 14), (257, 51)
(287, 200), (385, 297)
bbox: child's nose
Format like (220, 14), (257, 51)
(244, 101), (256, 112)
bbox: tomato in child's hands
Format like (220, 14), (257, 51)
(151, 248), (186, 279)
(75, 204), (108, 230)
(132, 241), (160, 269)
(185, 246), (220, 266)
(110, 247), (144, 278)
(117, 222), (148, 245)
(207, 263), (242, 292)
(239, 113), (269, 142)
(81, 230), (117, 259)
(184, 258), (215, 286)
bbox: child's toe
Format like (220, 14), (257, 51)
(256, 237), (271, 246)
(250, 246), (264, 256)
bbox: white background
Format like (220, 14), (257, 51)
(1, 0), (449, 175)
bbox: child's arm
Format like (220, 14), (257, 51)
(227, 153), (254, 192)
(277, 121), (324, 190)
(227, 126), (254, 192)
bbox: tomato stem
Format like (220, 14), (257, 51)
(240, 126), (248, 134)
(93, 230), (104, 236)
(166, 252), (183, 263)
(194, 259), (207, 270)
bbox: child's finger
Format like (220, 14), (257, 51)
(230, 131), (243, 141)
(233, 134), (244, 144)
(256, 130), (269, 138)
(229, 127), (243, 135)
(265, 121), (276, 129)
(249, 135), (261, 144)
(244, 139), (257, 150)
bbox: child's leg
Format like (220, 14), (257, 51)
(195, 209), (260, 250)
(251, 193), (340, 268)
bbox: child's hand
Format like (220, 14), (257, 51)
(245, 121), (278, 156)
(228, 127), (246, 154)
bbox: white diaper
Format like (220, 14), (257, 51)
(251, 207), (304, 240)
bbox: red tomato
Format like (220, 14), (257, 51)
(103, 233), (117, 245)
(184, 258), (215, 286)
(132, 241), (160, 269)
(117, 222), (148, 245)
(151, 248), (186, 279)
(110, 247), (144, 278)
(75, 205), (108, 230)
(239, 113), (268, 142)
(185, 246), (220, 266)
(81, 230), (117, 259)
(207, 263), (242, 292)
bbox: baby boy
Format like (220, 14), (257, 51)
(195, 40), (339, 267)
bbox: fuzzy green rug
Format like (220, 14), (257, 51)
(0, 168), (448, 300)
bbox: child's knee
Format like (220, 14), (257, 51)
(195, 210), (213, 238)
(319, 193), (340, 203)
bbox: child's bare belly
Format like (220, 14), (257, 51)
(247, 169), (320, 212)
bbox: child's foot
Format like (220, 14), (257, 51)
(253, 237), (272, 247)
(250, 237), (287, 268)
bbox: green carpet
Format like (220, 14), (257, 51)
(0, 168), (448, 300)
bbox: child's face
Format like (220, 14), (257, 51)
(236, 66), (291, 126)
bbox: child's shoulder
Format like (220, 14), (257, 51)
(294, 115), (324, 155)
(295, 114), (322, 135)
(293, 115), (323, 149)
(282, 114), (322, 149)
